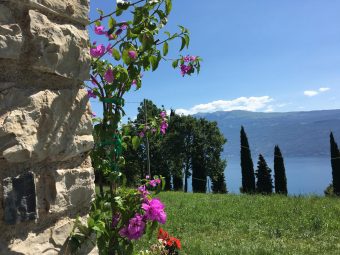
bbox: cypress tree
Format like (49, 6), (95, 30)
(240, 126), (256, 193)
(330, 132), (340, 195)
(255, 154), (273, 194)
(274, 145), (288, 195)
(212, 172), (228, 194)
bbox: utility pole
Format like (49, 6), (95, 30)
(144, 99), (151, 177)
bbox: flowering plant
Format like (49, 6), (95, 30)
(69, 0), (200, 254)
(158, 228), (181, 255)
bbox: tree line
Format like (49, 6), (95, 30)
(122, 100), (227, 193)
(93, 99), (340, 197)
(240, 126), (288, 195)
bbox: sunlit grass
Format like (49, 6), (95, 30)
(136, 192), (340, 255)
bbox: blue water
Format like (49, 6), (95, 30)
(187, 157), (332, 195)
(226, 157), (332, 195)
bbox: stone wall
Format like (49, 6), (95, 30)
(0, 0), (96, 254)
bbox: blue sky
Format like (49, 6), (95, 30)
(89, 0), (340, 119)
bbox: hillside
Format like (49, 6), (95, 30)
(195, 109), (340, 158)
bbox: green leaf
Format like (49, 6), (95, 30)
(112, 48), (121, 61)
(132, 136), (140, 150)
(165, 0), (172, 15)
(184, 34), (190, 48)
(94, 20), (101, 27)
(122, 49), (132, 65)
(180, 37), (186, 51)
(163, 42), (169, 56)
(172, 59), (179, 69)
(149, 55), (160, 71)
(164, 31), (171, 38)
(141, 33), (154, 51)
(108, 17), (116, 29)
(133, 8), (143, 25)
(96, 8), (104, 16)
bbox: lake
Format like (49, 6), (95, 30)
(187, 157), (332, 195)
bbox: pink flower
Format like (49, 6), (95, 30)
(149, 180), (157, 187)
(90, 44), (105, 58)
(131, 79), (137, 86)
(128, 50), (137, 60)
(120, 23), (128, 30)
(138, 185), (150, 198)
(94, 25), (106, 35)
(139, 131), (144, 138)
(119, 213), (145, 240)
(149, 178), (161, 187)
(142, 198), (166, 224)
(180, 64), (192, 76)
(146, 175), (150, 179)
(190, 56), (197, 61)
(160, 111), (166, 118)
(183, 55), (197, 62)
(160, 121), (168, 134)
(104, 68), (114, 83)
(87, 90), (96, 99)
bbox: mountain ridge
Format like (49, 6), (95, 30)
(194, 109), (340, 158)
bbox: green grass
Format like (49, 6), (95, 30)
(136, 192), (340, 255)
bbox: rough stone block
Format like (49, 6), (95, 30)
(3, 172), (37, 225)
(0, 4), (23, 59)
(29, 10), (90, 81)
(0, 88), (94, 163)
(28, 0), (90, 25)
(52, 168), (95, 214)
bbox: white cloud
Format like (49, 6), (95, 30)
(319, 87), (330, 92)
(175, 96), (274, 115)
(304, 87), (330, 97)
(304, 90), (319, 97)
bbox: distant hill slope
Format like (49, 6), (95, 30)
(195, 109), (340, 158)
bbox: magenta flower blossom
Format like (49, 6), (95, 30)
(94, 25), (106, 35)
(128, 50), (137, 60)
(119, 213), (146, 240)
(104, 68), (114, 83)
(90, 44), (105, 58)
(160, 111), (166, 118)
(87, 89), (96, 99)
(146, 175), (150, 179)
(142, 198), (166, 224)
(131, 79), (137, 86)
(149, 178), (161, 187)
(183, 55), (197, 62)
(160, 121), (168, 134)
(120, 23), (128, 30)
(190, 56), (197, 61)
(138, 185), (150, 198)
(91, 112), (96, 117)
(139, 131), (145, 138)
(180, 64), (192, 76)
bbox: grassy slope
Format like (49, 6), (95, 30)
(137, 192), (340, 255)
